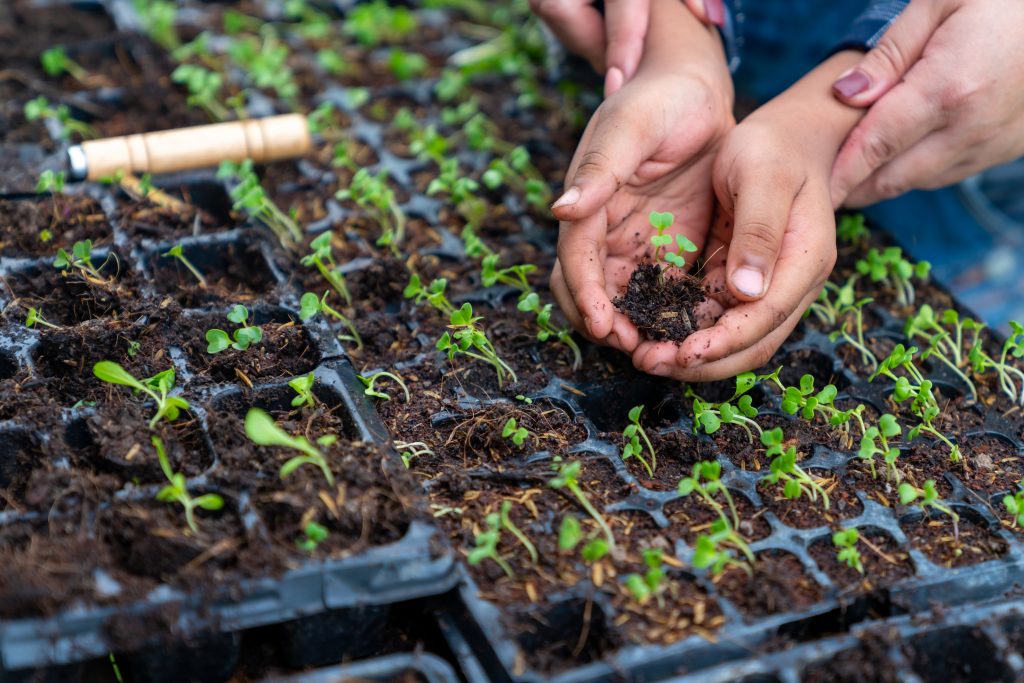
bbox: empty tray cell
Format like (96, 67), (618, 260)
(145, 233), (279, 308)
(905, 626), (1013, 683)
(0, 426), (42, 512)
(576, 372), (687, 433)
(958, 432), (1024, 495)
(510, 596), (616, 675)
(0, 196), (112, 259)
(0, 347), (19, 381)
(715, 550), (823, 619)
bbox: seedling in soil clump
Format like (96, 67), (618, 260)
(206, 305), (263, 353)
(288, 372), (316, 409)
(858, 413), (903, 482)
(904, 305), (981, 402)
(688, 372), (763, 443)
(761, 428), (830, 509)
(359, 371), (410, 403)
(558, 516), (611, 563)
(899, 479), (960, 540)
(692, 517), (753, 577)
(153, 435), (224, 534)
(218, 160), (303, 249)
(614, 213), (705, 342)
(53, 239), (109, 281)
(468, 512), (515, 578)
(549, 458), (615, 550)
(624, 548), (667, 606)
(1002, 483), (1024, 528)
(394, 440), (433, 468)
(833, 528), (864, 574)
(25, 307), (60, 330)
(302, 232), (352, 305)
(300, 291), (363, 350)
(336, 169), (407, 255)
(621, 405), (657, 477)
(501, 418), (530, 447)
(93, 361), (189, 429)
(244, 408), (335, 486)
(296, 521), (329, 553)
(171, 64), (229, 122)
(404, 274), (517, 387)
(41, 47), (89, 82)
(855, 246), (930, 308)
(870, 344), (963, 463)
(24, 96), (96, 140)
(968, 320), (1024, 406)
(678, 461), (741, 530)
(162, 244), (207, 288)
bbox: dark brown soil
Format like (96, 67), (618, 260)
(715, 550), (823, 618)
(0, 196), (111, 258)
(808, 529), (915, 589)
(802, 632), (903, 683)
(613, 262), (706, 342)
(901, 514), (1008, 568)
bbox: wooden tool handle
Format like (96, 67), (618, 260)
(78, 114), (311, 180)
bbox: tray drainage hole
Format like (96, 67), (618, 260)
(0, 351), (18, 381)
(514, 598), (613, 671)
(905, 626), (1013, 683)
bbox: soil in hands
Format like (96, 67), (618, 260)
(614, 263), (706, 342)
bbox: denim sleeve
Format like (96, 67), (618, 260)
(831, 0), (910, 53)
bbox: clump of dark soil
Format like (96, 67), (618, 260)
(613, 262), (705, 342)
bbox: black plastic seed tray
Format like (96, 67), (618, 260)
(261, 652), (460, 683)
(425, 296), (1024, 682)
(0, 195), (458, 679)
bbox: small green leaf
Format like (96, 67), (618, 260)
(205, 329), (231, 354)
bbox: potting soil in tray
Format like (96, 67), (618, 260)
(5, 1), (1024, 682)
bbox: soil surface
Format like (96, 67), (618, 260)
(614, 262), (706, 342)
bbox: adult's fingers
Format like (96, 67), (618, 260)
(830, 79), (943, 207)
(530, 0), (606, 71)
(831, 0), (951, 107)
(603, 0), (648, 94)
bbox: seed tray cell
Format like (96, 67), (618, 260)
(260, 652), (460, 683)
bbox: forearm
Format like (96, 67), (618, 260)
(641, 0), (730, 82)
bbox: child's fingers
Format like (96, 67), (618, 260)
(603, 0), (649, 86)
(555, 209), (616, 341)
(529, 0), (606, 72)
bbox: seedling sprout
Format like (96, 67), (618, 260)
(301, 232), (352, 306)
(299, 291), (363, 350)
(649, 211), (698, 275)
(621, 405), (657, 477)
(358, 371), (410, 402)
(296, 521), (329, 553)
(206, 305), (263, 353)
(467, 512), (514, 578)
(549, 459), (614, 549)
(692, 518), (753, 576)
(162, 244), (208, 288)
(288, 372), (316, 409)
(244, 408), (335, 485)
(624, 548), (667, 606)
(501, 418), (529, 447)
(93, 361), (189, 429)
(25, 307), (60, 330)
(761, 428), (830, 509)
(153, 435), (224, 534)
(832, 528), (864, 574)
(899, 479), (960, 540)
(1002, 482), (1024, 528)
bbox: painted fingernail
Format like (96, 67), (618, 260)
(833, 69), (870, 99)
(604, 67), (623, 96)
(551, 186), (581, 210)
(704, 0), (725, 27)
(732, 267), (765, 298)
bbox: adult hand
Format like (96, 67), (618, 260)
(830, 0), (1024, 208)
(529, 0), (724, 94)
(549, 0), (734, 352)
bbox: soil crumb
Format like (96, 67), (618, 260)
(613, 262), (706, 342)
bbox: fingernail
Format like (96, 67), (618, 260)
(704, 0), (725, 27)
(833, 69), (870, 99)
(732, 267), (765, 298)
(551, 186), (581, 210)
(604, 67), (623, 96)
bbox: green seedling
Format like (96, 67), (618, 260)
(678, 460), (741, 530)
(93, 361), (189, 429)
(832, 528), (864, 574)
(871, 344), (962, 463)
(41, 46), (89, 81)
(134, 0), (178, 49)
(358, 371), (410, 402)
(153, 435), (224, 534)
(480, 146), (551, 211)
(288, 372), (316, 409)
(858, 413), (903, 482)
(558, 515), (610, 563)
(761, 428), (830, 508)
(388, 48), (428, 81)
(516, 291), (583, 370)
(296, 521), (329, 553)
(549, 459), (614, 549)
(501, 417), (530, 447)
(904, 305), (981, 402)
(301, 232), (351, 305)
(688, 371), (764, 442)
(299, 291), (363, 350)
(649, 211), (698, 273)
(24, 96), (96, 140)
(779, 373), (868, 445)
(621, 405), (656, 478)
(692, 517), (753, 576)
(162, 244), (207, 287)
(467, 512), (514, 578)
(217, 159), (303, 248)
(969, 320), (1024, 405)
(343, 0), (417, 45)
(434, 68), (468, 102)
(227, 30), (298, 103)
(317, 49), (348, 75)
(837, 213), (869, 245)
(899, 479), (959, 539)
(244, 408), (335, 486)
(394, 440), (433, 468)
(428, 161), (485, 224)
(53, 239), (107, 280)
(25, 307), (60, 330)
(624, 548), (667, 606)
(171, 64), (229, 121)
(36, 169), (65, 195)
(206, 305), (263, 353)
(855, 246), (930, 308)
(1002, 482), (1024, 528)
(336, 169), (407, 254)
(500, 500), (538, 564)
